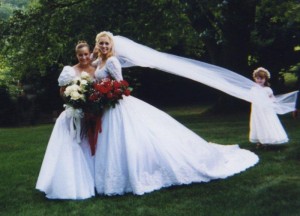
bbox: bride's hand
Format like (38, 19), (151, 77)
(92, 45), (99, 58)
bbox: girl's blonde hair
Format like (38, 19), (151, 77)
(253, 67), (271, 86)
(95, 31), (114, 59)
(75, 40), (90, 53)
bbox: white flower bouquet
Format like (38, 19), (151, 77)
(63, 72), (93, 109)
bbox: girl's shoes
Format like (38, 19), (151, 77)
(256, 143), (269, 149)
(256, 143), (263, 149)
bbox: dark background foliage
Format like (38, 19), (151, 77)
(0, 0), (300, 125)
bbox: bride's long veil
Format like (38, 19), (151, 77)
(114, 35), (298, 114)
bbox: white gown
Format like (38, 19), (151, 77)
(249, 86), (288, 144)
(94, 57), (259, 195)
(36, 66), (95, 199)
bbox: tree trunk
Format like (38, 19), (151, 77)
(185, 0), (258, 112)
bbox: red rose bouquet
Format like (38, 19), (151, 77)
(82, 77), (132, 155)
(88, 77), (132, 111)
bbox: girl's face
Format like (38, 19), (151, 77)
(254, 76), (266, 86)
(76, 47), (91, 66)
(98, 36), (112, 56)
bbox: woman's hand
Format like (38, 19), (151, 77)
(92, 45), (100, 59)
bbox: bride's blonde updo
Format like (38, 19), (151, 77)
(75, 40), (90, 53)
(95, 31), (114, 59)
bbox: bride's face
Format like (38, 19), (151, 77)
(98, 36), (112, 56)
(76, 47), (91, 66)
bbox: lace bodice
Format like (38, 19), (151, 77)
(95, 56), (123, 81)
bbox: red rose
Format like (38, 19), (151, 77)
(94, 83), (102, 91)
(97, 85), (108, 94)
(113, 81), (121, 89)
(121, 80), (129, 87)
(107, 92), (113, 99)
(114, 89), (122, 95)
(103, 80), (112, 88)
(124, 89), (131, 96)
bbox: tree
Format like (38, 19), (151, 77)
(181, 0), (257, 75)
(251, 0), (300, 89)
(1, 0), (300, 122)
(0, 0), (202, 119)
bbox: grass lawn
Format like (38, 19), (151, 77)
(0, 105), (299, 216)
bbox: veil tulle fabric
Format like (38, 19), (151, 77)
(113, 35), (298, 114)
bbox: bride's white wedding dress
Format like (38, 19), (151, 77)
(94, 57), (259, 195)
(36, 66), (95, 199)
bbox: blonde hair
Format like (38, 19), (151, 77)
(75, 40), (90, 53)
(95, 31), (114, 59)
(253, 67), (271, 86)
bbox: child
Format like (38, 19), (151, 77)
(249, 67), (288, 147)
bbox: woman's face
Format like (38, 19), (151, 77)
(254, 76), (266, 86)
(98, 36), (112, 56)
(76, 46), (91, 66)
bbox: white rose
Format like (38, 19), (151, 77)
(81, 72), (91, 81)
(81, 79), (88, 86)
(64, 85), (73, 96)
(70, 91), (82, 100)
(65, 84), (81, 97)
(80, 80), (88, 93)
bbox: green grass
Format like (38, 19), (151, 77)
(0, 105), (300, 216)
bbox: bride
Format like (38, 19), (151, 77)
(93, 31), (259, 196)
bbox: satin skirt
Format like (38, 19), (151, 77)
(95, 96), (259, 195)
(36, 111), (95, 199)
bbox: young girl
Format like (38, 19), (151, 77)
(249, 67), (288, 147)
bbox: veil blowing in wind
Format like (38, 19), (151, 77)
(113, 35), (298, 114)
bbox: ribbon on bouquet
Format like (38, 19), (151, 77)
(64, 104), (84, 143)
(84, 113), (102, 155)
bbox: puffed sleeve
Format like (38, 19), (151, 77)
(265, 87), (276, 102)
(265, 87), (274, 96)
(58, 66), (76, 86)
(106, 57), (123, 81)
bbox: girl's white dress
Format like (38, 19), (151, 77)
(36, 66), (95, 199)
(249, 86), (288, 144)
(94, 57), (259, 195)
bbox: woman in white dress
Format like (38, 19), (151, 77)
(249, 67), (288, 147)
(36, 41), (95, 199)
(93, 31), (259, 196)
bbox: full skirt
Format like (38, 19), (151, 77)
(95, 96), (259, 195)
(36, 111), (95, 199)
(249, 104), (288, 144)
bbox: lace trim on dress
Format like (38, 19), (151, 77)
(95, 166), (212, 195)
(106, 57), (123, 81)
